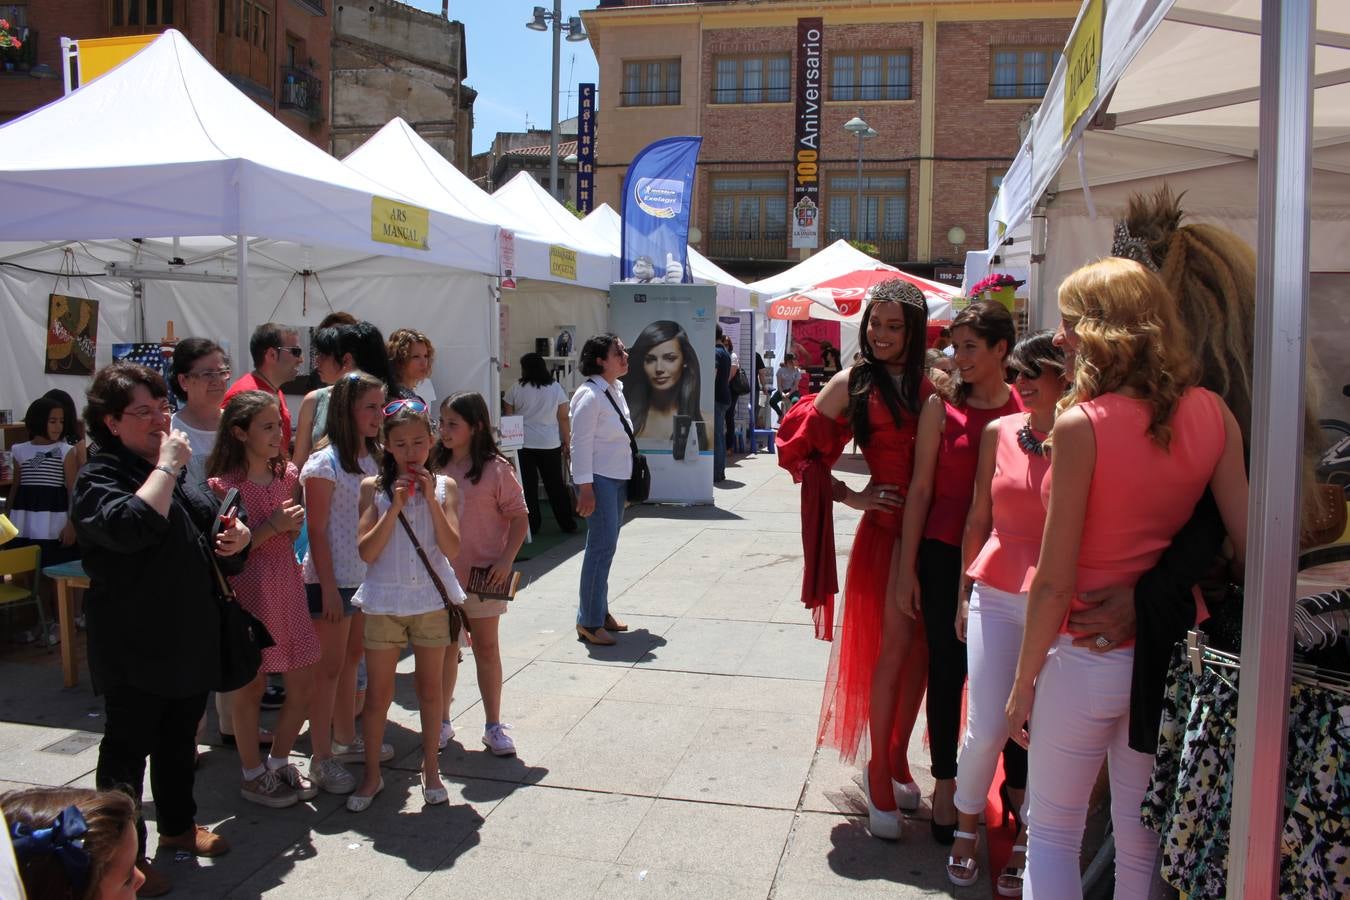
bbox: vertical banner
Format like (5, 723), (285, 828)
(576, 83), (597, 214)
(620, 136), (703, 284)
(610, 283), (718, 504)
(792, 17), (823, 250)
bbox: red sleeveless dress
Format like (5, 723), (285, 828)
(778, 382), (931, 762)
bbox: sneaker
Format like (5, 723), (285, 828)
(239, 769), (299, 809)
(332, 736), (394, 764)
(273, 762), (319, 801)
(309, 757), (356, 795)
(157, 824), (230, 857)
(438, 720), (455, 750)
(260, 683), (286, 710)
(482, 723), (516, 757)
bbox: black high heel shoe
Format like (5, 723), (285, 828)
(930, 818), (957, 845)
(999, 782), (1026, 832)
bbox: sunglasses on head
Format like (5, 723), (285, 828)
(383, 399), (427, 417)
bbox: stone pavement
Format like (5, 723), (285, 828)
(0, 451), (994, 898)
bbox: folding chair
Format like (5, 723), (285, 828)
(0, 545), (48, 644)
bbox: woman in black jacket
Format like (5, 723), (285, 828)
(72, 362), (251, 897)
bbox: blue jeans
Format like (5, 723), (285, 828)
(578, 474), (626, 629)
(714, 402), (729, 481)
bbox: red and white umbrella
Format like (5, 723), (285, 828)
(766, 266), (960, 322)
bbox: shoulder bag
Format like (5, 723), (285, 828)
(397, 508), (467, 643)
(730, 368), (751, 397)
(599, 383), (651, 504)
(206, 488), (276, 692)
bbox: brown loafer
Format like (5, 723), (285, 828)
(158, 824), (230, 858)
(576, 624), (617, 646)
(603, 613), (629, 632)
(136, 858), (171, 897)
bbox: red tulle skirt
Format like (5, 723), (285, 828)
(817, 509), (903, 763)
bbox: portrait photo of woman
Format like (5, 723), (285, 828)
(623, 320), (711, 456)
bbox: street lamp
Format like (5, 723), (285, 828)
(525, 4), (588, 201)
(843, 114), (877, 246)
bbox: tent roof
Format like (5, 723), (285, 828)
(0, 30), (497, 274)
(491, 172), (618, 288)
(580, 203), (750, 291)
(748, 240), (899, 297)
(986, 0), (1350, 249)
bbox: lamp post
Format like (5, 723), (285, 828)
(526, 4), (588, 201)
(842, 114), (877, 245)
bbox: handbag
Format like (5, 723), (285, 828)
(202, 488), (275, 692)
(396, 510), (468, 643)
(599, 383), (650, 504)
(730, 368), (751, 397)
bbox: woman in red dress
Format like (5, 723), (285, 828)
(778, 278), (933, 840)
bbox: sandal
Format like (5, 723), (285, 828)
(997, 843), (1027, 897)
(946, 830), (981, 887)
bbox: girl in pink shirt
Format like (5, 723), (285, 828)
(433, 392), (530, 758)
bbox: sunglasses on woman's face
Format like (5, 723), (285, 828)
(383, 399), (427, 417)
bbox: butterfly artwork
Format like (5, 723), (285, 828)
(44, 294), (99, 376)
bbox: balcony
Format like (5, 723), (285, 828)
(706, 234), (788, 262)
(825, 231), (909, 265)
(279, 66), (322, 121)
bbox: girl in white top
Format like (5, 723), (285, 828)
(168, 337), (229, 493)
(349, 398), (462, 811)
(299, 371), (386, 796)
(503, 353), (576, 534)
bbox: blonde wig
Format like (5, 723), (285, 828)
(1056, 257), (1198, 449)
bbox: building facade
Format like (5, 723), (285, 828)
(330, 0), (475, 168)
(584, 0), (1076, 279)
(470, 118), (579, 197)
(0, 0), (332, 145)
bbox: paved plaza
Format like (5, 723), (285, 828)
(0, 452), (988, 898)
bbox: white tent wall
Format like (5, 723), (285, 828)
(0, 266), (136, 414)
(498, 282), (607, 380)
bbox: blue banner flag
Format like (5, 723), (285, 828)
(620, 136), (702, 284)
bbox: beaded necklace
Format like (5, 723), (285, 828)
(1017, 416), (1049, 457)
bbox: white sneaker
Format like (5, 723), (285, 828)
(331, 736), (394, 764)
(482, 723), (516, 757)
(438, 720), (455, 750)
(309, 757), (356, 795)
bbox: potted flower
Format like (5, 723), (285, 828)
(969, 273), (1025, 312)
(0, 18), (22, 72)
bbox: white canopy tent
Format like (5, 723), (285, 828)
(342, 119), (611, 387)
(0, 30), (501, 413)
(969, 1), (1346, 891)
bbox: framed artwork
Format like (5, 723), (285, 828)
(555, 325), (576, 358)
(111, 343), (178, 411)
(45, 294), (99, 376)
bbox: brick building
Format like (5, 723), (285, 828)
(583, 0), (1076, 280)
(0, 0), (332, 147)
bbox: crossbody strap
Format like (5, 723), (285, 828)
(395, 506), (464, 641)
(596, 380), (639, 454)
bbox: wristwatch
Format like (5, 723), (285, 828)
(154, 463), (181, 478)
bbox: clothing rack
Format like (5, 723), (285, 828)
(1185, 629), (1350, 697)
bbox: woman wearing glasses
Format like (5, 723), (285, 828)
(72, 361), (252, 896)
(169, 338), (230, 494)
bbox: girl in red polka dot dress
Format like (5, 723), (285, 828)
(207, 391), (320, 810)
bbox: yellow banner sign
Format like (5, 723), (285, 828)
(1063, 0), (1105, 143)
(549, 245), (577, 281)
(371, 197), (429, 251)
(75, 35), (158, 86)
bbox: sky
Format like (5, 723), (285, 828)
(406, 1), (601, 155)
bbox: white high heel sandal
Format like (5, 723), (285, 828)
(891, 778), (921, 812)
(863, 767), (901, 840)
(946, 829), (981, 887)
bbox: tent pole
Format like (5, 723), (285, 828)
(1228, 1), (1314, 895)
(489, 281), (502, 426)
(236, 174), (250, 369)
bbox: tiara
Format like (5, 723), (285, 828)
(870, 280), (928, 312)
(1111, 221), (1160, 272)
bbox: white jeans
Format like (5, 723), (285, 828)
(1024, 637), (1160, 900)
(954, 583), (1027, 817)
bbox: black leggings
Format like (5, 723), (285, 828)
(919, 538), (1027, 788)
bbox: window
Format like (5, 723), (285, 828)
(708, 174), (788, 259)
(831, 52), (911, 101)
(217, 0), (273, 89)
(826, 173), (909, 260)
(990, 47), (1061, 99)
(987, 169), (1006, 214)
(109, 0), (176, 29)
(712, 54), (790, 103)
(622, 59), (680, 106)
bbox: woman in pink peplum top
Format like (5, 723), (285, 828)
(943, 331), (1069, 894)
(1006, 258), (1249, 900)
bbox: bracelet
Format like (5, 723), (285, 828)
(154, 463), (180, 478)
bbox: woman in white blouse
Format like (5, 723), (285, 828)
(569, 334), (633, 646)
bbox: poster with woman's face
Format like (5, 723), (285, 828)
(609, 283), (717, 504)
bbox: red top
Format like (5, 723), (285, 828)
(967, 414), (1051, 593)
(859, 380), (935, 534)
(924, 390), (1024, 546)
(223, 371), (293, 455)
(1059, 388), (1226, 635)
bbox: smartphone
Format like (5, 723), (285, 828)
(672, 415), (691, 460)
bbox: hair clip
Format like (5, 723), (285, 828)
(1111, 221), (1161, 271)
(10, 805), (92, 893)
(344, 371), (364, 381)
